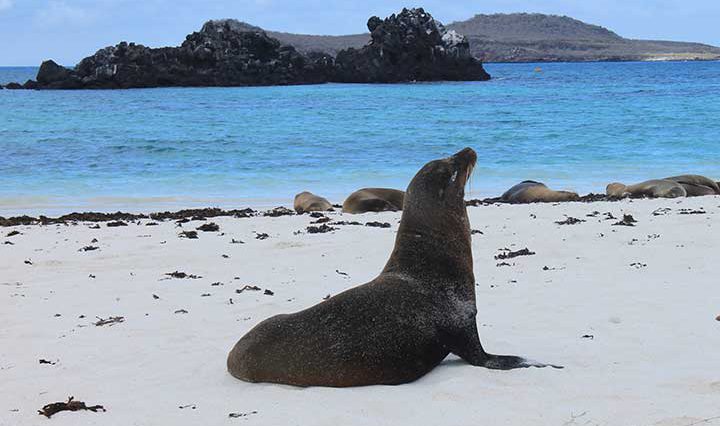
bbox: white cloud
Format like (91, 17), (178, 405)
(0, 0), (13, 12)
(36, 1), (94, 25)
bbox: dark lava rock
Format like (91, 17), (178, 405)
(307, 224), (337, 234)
(197, 222), (220, 232)
(578, 193), (610, 203)
(38, 397), (106, 418)
(4, 82), (23, 90)
(37, 60), (73, 85)
(179, 230), (199, 239)
(23, 80), (38, 89)
(333, 221), (363, 226)
(466, 198), (502, 206)
(311, 217), (332, 224)
(334, 8), (490, 83)
(612, 214), (637, 227)
(60, 212), (147, 223)
(365, 221), (391, 228)
(555, 216), (586, 225)
(495, 248), (536, 260)
(150, 208), (255, 221)
(107, 221), (128, 227)
(264, 207), (295, 217)
(165, 271), (201, 279)
(31, 20), (334, 89)
(236, 285), (262, 293)
(678, 209), (706, 215)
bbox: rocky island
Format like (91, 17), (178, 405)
(211, 13), (720, 63)
(3, 8), (489, 90)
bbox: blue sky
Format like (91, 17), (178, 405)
(1, 0), (718, 66)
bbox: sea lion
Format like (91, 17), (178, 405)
(664, 175), (720, 196)
(606, 180), (686, 199)
(675, 183), (717, 197)
(227, 148), (557, 388)
(293, 191), (333, 214)
(342, 188), (405, 214)
(500, 181), (580, 203)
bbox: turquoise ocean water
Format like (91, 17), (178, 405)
(1, 62), (719, 214)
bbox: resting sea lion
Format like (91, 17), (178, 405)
(664, 175), (720, 196)
(606, 180), (686, 199)
(500, 181), (580, 203)
(293, 191), (333, 214)
(675, 183), (717, 197)
(342, 188), (405, 214)
(227, 148), (558, 388)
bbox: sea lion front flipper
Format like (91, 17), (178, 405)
(444, 322), (563, 370)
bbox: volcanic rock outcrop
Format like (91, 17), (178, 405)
(18, 8), (489, 90)
(31, 20), (335, 89)
(334, 8), (490, 82)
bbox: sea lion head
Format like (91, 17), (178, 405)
(404, 147), (477, 214)
(606, 183), (629, 198)
(385, 148), (477, 279)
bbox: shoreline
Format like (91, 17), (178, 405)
(0, 194), (608, 227)
(1, 193), (714, 228)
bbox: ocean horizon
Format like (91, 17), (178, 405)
(2, 61), (719, 215)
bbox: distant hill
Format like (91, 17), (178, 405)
(258, 13), (720, 62)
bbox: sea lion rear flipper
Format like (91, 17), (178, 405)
(483, 354), (563, 370)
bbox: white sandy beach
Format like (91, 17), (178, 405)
(1, 197), (719, 426)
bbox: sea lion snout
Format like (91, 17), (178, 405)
(453, 147), (477, 168)
(447, 147), (477, 189)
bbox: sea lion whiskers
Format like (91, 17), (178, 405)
(465, 161), (475, 194)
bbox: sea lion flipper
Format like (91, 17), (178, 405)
(443, 322), (562, 370)
(443, 323), (488, 365)
(483, 354), (563, 370)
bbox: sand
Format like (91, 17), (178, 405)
(1, 197), (719, 426)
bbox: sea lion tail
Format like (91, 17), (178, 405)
(483, 354), (563, 370)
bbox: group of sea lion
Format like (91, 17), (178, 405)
(228, 153), (717, 388)
(297, 175), (720, 211)
(606, 175), (720, 199)
(500, 174), (720, 204)
(294, 188), (405, 214)
(229, 148), (559, 388)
